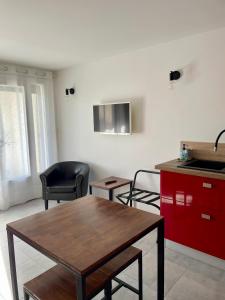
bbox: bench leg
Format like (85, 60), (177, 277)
(104, 280), (112, 300)
(138, 254), (143, 300)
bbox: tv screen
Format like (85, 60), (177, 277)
(93, 102), (131, 134)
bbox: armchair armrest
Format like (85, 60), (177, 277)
(40, 164), (59, 186)
(75, 165), (89, 198)
(75, 173), (84, 198)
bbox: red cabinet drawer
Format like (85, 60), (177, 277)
(194, 176), (223, 214)
(197, 212), (225, 259)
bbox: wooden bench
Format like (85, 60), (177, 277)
(24, 246), (143, 300)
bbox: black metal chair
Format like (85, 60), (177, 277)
(40, 161), (90, 210)
(116, 170), (160, 210)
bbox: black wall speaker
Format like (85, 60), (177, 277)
(65, 87), (75, 96)
(170, 70), (181, 81)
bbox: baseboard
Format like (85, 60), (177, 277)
(166, 239), (225, 271)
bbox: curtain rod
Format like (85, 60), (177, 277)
(0, 63), (52, 79)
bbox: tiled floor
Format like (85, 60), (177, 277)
(1, 199), (225, 300)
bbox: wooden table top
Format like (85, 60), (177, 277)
(7, 196), (163, 276)
(89, 176), (132, 190)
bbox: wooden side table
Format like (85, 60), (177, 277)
(89, 176), (132, 201)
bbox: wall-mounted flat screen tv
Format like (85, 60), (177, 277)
(93, 102), (131, 135)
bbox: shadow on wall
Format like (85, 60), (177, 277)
(131, 98), (145, 133)
(101, 97), (145, 134)
(183, 60), (199, 84)
(88, 162), (111, 182)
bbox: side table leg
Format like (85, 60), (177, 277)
(129, 182), (133, 207)
(89, 185), (92, 195)
(157, 220), (165, 300)
(109, 189), (113, 201)
(7, 230), (19, 300)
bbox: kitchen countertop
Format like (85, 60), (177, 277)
(155, 159), (225, 180)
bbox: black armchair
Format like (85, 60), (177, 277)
(40, 161), (90, 210)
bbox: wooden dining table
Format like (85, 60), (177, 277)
(7, 195), (164, 300)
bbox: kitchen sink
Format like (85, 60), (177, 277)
(178, 159), (225, 173)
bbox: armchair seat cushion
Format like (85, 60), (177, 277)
(47, 179), (76, 193)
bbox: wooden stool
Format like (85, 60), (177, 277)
(23, 246), (143, 300)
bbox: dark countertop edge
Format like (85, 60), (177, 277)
(155, 159), (225, 181)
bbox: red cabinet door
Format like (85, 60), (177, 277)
(160, 171), (199, 248)
(160, 171), (225, 260)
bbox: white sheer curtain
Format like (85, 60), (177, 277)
(0, 64), (57, 210)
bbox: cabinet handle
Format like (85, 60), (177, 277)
(202, 182), (213, 189)
(201, 213), (211, 221)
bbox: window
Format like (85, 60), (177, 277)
(0, 85), (30, 180)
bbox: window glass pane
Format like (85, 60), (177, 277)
(32, 84), (48, 173)
(0, 85), (30, 180)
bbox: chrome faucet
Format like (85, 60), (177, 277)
(214, 129), (225, 152)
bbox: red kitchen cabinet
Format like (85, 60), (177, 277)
(160, 171), (225, 260)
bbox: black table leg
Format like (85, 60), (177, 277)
(77, 276), (86, 300)
(24, 290), (30, 300)
(7, 230), (19, 300)
(157, 220), (165, 300)
(89, 185), (92, 195)
(109, 189), (113, 201)
(104, 280), (112, 300)
(138, 253), (143, 300)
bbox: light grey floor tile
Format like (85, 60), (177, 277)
(112, 285), (156, 300)
(166, 247), (225, 282)
(166, 271), (225, 300)
(133, 228), (158, 256)
(93, 273), (156, 299)
(220, 272), (225, 283)
(123, 250), (186, 295)
(1, 199), (225, 300)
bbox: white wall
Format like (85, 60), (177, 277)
(53, 27), (225, 196)
(54, 27), (225, 267)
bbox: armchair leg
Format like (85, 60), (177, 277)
(44, 200), (48, 210)
(57, 200), (60, 204)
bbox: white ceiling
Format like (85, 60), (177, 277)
(1, 0), (225, 70)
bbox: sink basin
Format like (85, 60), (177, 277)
(178, 159), (225, 173)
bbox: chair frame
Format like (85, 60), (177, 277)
(116, 169), (160, 210)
